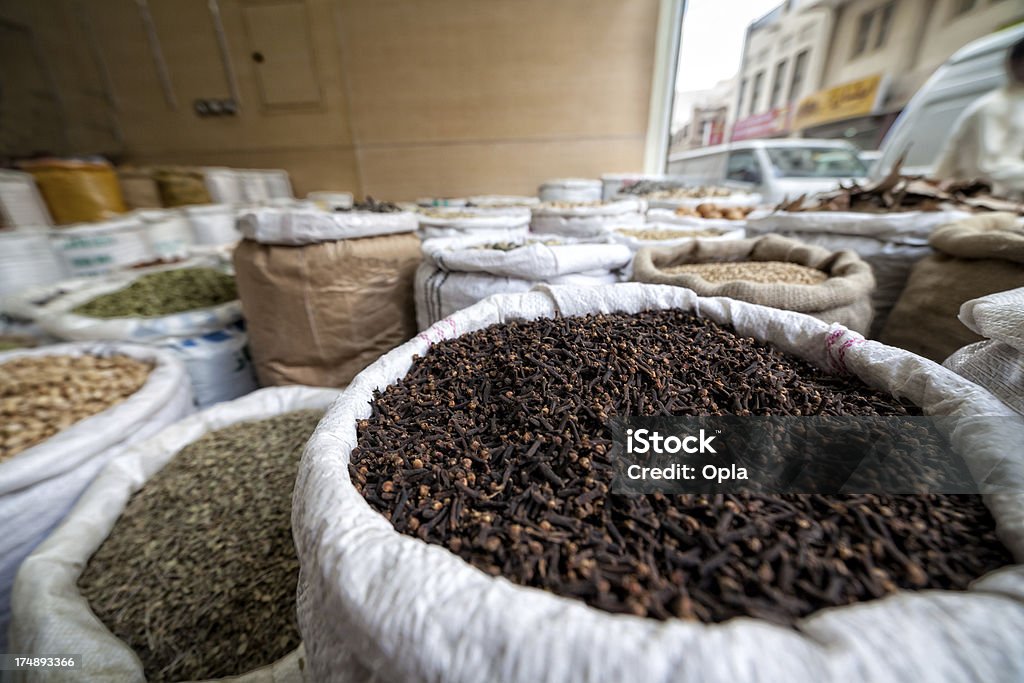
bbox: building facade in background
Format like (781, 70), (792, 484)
(709, 0), (1022, 150)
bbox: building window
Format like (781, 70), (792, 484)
(769, 60), (788, 109)
(953, 0), (977, 16)
(789, 50), (809, 103)
(737, 78), (748, 117)
(750, 71), (765, 115)
(852, 10), (873, 57)
(876, 2), (896, 48)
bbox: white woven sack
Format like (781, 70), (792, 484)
(746, 209), (971, 337)
(135, 209), (193, 260)
(203, 167), (245, 204)
(9, 385), (338, 682)
(239, 171), (272, 203)
(48, 217), (153, 277)
(611, 221), (746, 253)
(262, 170), (294, 199)
(0, 342), (192, 651)
(295, 282), (1024, 683)
(944, 287), (1024, 416)
(538, 178), (602, 203)
(0, 170), (52, 228)
(33, 268), (242, 343)
(163, 322), (258, 408)
(416, 207), (531, 241)
(238, 208), (418, 245)
(184, 204), (240, 246)
(0, 231), (66, 298)
(465, 195), (539, 208)
(414, 265), (620, 331)
(641, 193), (762, 211)
(646, 207), (749, 230)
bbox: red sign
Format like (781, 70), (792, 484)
(730, 107), (790, 142)
(708, 119), (725, 146)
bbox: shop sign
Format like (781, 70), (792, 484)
(792, 74), (886, 130)
(730, 107), (789, 142)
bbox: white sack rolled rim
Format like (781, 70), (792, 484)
(294, 283), (1024, 683)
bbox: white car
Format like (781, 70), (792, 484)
(667, 139), (868, 204)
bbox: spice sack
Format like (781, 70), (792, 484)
(10, 386), (338, 682)
(0, 342), (192, 651)
(294, 283), (1024, 683)
(414, 234), (632, 330)
(234, 207), (421, 387)
(880, 213), (1024, 362)
(632, 234), (875, 333)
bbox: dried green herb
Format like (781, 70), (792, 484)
(78, 410), (322, 682)
(72, 267), (237, 318)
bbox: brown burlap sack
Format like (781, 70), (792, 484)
(632, 234), (876, 333)
(233, 232), (421, 387)
(117, 167), (163, 209)
(880, 213), (1024, 362)
(21, 159), (127, 225)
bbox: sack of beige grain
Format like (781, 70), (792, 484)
(0, 342), (192, 650)
(116, 167), (162, 209)
(880, 213), (1024, 362)
(632, 234), (875, 333)
(234, 206), (421, 387)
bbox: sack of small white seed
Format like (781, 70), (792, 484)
(10, 385), (339, 682)
(293, 283), (1024, 683)
(0, 342), (193, 652)
(632, 234), (876, 334)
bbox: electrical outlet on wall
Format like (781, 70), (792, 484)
(193, 98), (238, 117)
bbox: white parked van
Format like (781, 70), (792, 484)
(666, 139), (868, 204)
(873, 24), (1024, 180)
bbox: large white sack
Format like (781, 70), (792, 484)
(0, 231), (66, 298)
(538, 178), (602, 203)
(944, 287), (1024, 416)
(531, 198), (646, 238)
(416, 207), (531, 240)
(414, 235), (631, 330)
(33, 268), (242, 343)
(294, 282), (1024, 683)
(162, 321), (258, 408)
(640, 192), (762, 211)
(0, 342), (193, 651)
(646, 207), (749, 231)
(203, 167), (245, 204)
(611, 221), (746, 253)
(9, 385), (338, 682)
(134, 209), (193, 261)
(746, 209), (971, 337)
(238, 207), (418, 245)
(184, 204), (241, 246)
(48, 217), (153, 277)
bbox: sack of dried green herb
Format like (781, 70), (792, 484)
(414, 234), (632, 330)
(881, 213), (1024, 363)
(944, 287), (1024, 417)
(0, 342), (192, 652)
(746, 209), (971, 337)
(294, 283), (1024, 683)
(10, 385), (338, 682)
(632, 234), (875, 334)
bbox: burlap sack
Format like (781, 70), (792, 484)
(233, 233), (421, 387)
(880, 213), (1024, 362)
(632, 234), (875, 333)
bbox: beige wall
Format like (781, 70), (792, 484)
(0, 0), (659, 199)
(917, 0), (1023, 68)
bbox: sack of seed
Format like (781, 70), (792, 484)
(294, 282), (1024, 682)
(880, 213), (1024, 362)
(0, 342), (192, 651)
(944, 287), (1024, 416)
(530, 198), (646, 238)
(746, 208), (971, 337)
(234, 207), (421, 387)
(28, 266), (255, 408)
(414, 234), (632, 330)
(632, 234), (875, 333)
(416, 207), (531, 241)
(611, 221), (746, 253)
(10, 385), (337, 682)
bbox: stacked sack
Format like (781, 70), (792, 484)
(530, 198), (646, 239)
(414, 234), (632, 330)
(416, 206), (531, 241)
(0, 343), (192, 649)
(20, 263), (256, 408)
(944, 288), (1024, 416)
(234, 206), (421, 387)
(632, 234), (875, 333)
(880, 213), (1024, 362)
